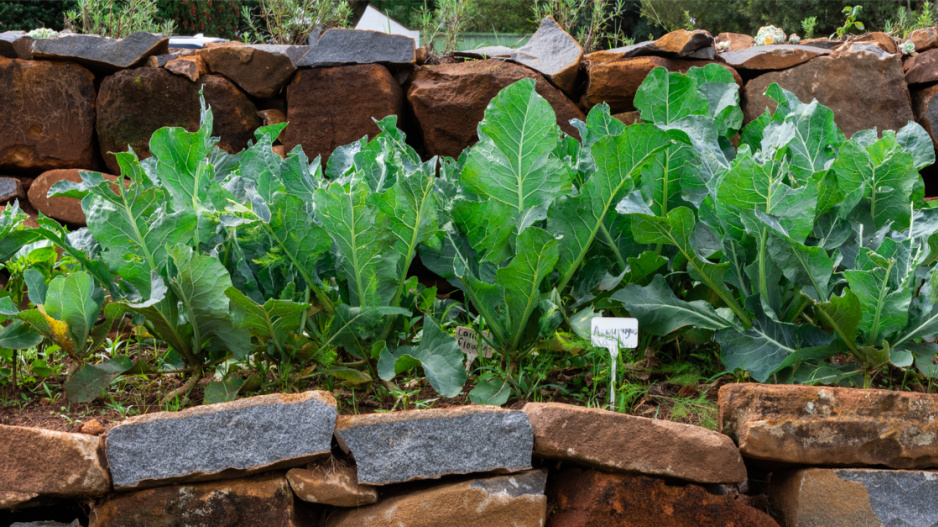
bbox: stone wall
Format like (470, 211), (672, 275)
(4, 22), (938, 225)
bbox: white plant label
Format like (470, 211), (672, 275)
(455, 326), (495, 369)
(591, 317), (639, 408)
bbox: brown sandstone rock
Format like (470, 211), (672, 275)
(770, 468), (938, 527)
(581, 56), (741, 113)
(96, 68), (261, 174)
(523, 402), (746, 484)
(407, 60), (584, 158)
(718, 44), (828, 71)
(326, 470), (548, 527)
(80, 419), (105, 436)
(909, 27), (938, 52)
(853, 32), (898, 54)
(258, 109), (287, 128)
(164, 54), (207, 82)
(800, 38), (844, 50)
(282, 64), (401, 164)
(90, 474), (304, 527)
(716, 32), (754, 52)
(653, 29), (715, 58)
(200, 45), (297, 98)
(0, 31), (32, 59)
(286, 459), (377, 507)
(905, 48), (938, 85)
(0, 424), (110, 509)
(0, 58), (95, 173)
(742, 49), (914, 138)
(28, 169), (119, 226)
(546, 468), (778, 527)
(720, 383), (938, 468)
(913, 84), (938, 149)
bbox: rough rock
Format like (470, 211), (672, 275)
(853, 32), (898, 54)
(0, 424), (110, 509)
(909, 27), (938, 52)
(0, 31), (32, 59)
(913, 84), (938, 149)
(771, 468), (938, 527)
(80, 419), (105, 436)
(282, 64), (401, 163)
(831, 41), (894, 59)
(715, 32), (754, 52)
(286, 459), (378, 507)
(905, 48), (938, 85)
(164, 54), (206, 82)
(105, 391), (336, 490)
(146, 52), (181, 68)
(720, 383), (938, 468)
(800, 38), (843, 50)
(96, 68), (262, 174)
(326, 470), (547, 527)
(297, 29), (415, 68)
(546, 468), (778, 527)
(200, 45), (297, 98)
(31, 32), (168, 73)
(334, 406), (533, 486)
(258, 109), (287, 127)
(582, 56), (741, 113)
(0, 177), (24, 204)
(652, 29), (716, 58)
(742, 49), (913, 138)
(0, 58), (95, 173)
(457, 16), (582, 94)
(28, 169), (118, 226)
(90, 474), (305, 527)
(11, 522), (79, 527)
(718, 44), (828, 71)
(523, 402), (745, 484)
(407, 59), (584, 158)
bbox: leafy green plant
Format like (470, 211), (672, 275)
(65, 0), (175, 38)
(533, 0), (629, 52)
(832, 5), (864, 39)
(242, 0), (350, 45)
(801, 16), (817, 38)
(419, 0), (470, 54)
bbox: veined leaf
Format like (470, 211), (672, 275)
(765, 84), (844, 181)
(42, 272), (105, 357)
(378, 314), (466, 397)
(634, 67), (709, 125)
(815, 289), (862, 353)
(64, 356), (133, 403)
(845, 244), (912, 345)
(611, 275), (731, 336)
(0, 320), (43, 349)
(226, 287), (308, 351)
(717, 312), (833, 381)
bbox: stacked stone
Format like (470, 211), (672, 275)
(720, 383), (938, 526)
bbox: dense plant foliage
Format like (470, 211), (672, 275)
(2, 66), (937, 409)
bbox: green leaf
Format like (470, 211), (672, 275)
(203, 378), (245, 404)
(43, 272), (104, 357)
(24, 269), (47, 305)
(845, 245), (912, 345)
(765, 86), (844, 180)
(611, 275), (732, 336)
(469, 375), (511, 406)
(495, 227), (559, 350)
(322, 366), (373, 385)
(377, 314), (466, 397)
(460, 78), (571, 224)
(634, 67), (709, 125)
(63, 356), (133, 403)
(717, 313), (833, 382)
(815, 289), (862, 352)
(226, 287), (308, 349)
(762, 216), (833, 302)
(0, 320), (43, 349)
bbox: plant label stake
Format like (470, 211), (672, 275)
(591, 318), (639, 408)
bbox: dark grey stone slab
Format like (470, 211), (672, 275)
(0, 31), (31, 59)
(105, 391), (337, 489)
(297, 29), (414, 68)
(31, 31), (168, 72)
(0, 177), (24, 203)
(839, 469), (938, 526)
(334, 407), (533, 485)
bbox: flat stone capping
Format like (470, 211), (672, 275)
(31, 32), (168, 72)
(718, 44), (829, 71)
(770, 468), (938, 526)
(720, 383), (938, 468)
(105, 390), (336, 490)
(297, 29), (415, 68)
(523, 402), (747, 484)
(334, 405), (533, 486)
(0, 424), (111, 509)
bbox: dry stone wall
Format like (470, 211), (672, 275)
(3, 23), (938, 224)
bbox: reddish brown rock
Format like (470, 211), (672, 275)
(0, 58), (95, 173)
(905, 48), (938, 85)
(770, 468), (938, 527)
(283, 64), (400, 163)
(200, 45), (297, 98)
(80, 419), (105, 436)
(258, 109), (287, 128)
(0, 31), (32, 59)
(96, 68), (262, 174)
(581, 56), (741, 113)
(523, 402), (746, 484)
(720, 383), (938, 468)
(853, 32), (898, 54)
(28, 169), (119, 226)
(909, 27), (938, 52)
(326, 470), (547, 527)
(164, 54), (207, 82)
(286, 459), (377, 507)
(800, 38), (843, 50)
(653, 29), (715, 58)
(546, 469), (778, 527)
(718, 44), (827, 71)
(742, 49), (913, 138)
(407, 60), (584, 158)
(913, 84), (938, 149)
(716, 32), (754, 52)
(0, 424), (110, 509)
(90, 474), (304, 527)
